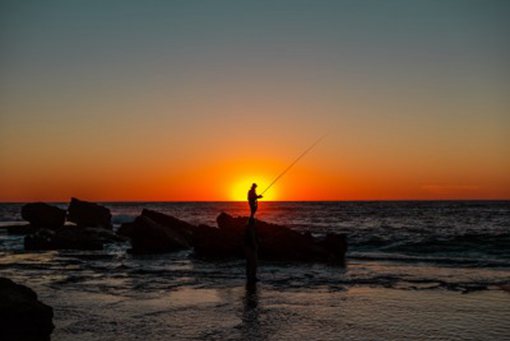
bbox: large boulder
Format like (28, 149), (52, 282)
(1, 224), (37, 235)
(117, 221), (136, 239)
(317, 233), (348, 264)
(212, 212), (347, 263)
(21, 203), (66, 229)
(141, 209), (194, 243)
(119, 209), (347, 263)
(0, 277), (54, 341)
(67, 198), (112, 229)
(128, 215), (191, 254)
(24, 229), (56, 250)
(23, 226), (123, 251)
(120, 210), (241, 257)
(192, 223), (243, 258)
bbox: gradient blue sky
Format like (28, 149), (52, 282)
(1, 0), (509, 201)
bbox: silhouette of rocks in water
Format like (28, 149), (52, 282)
(1, 224), (37, 235)
(119, 209), (198, 242)
(127, 215), (191, 254)
(213, 212), (347, 263)
(67, 197), (112, 229)
(117, 221), (136, 239)
(21, 202), (66, 230)
(123, 210), (347, 263)
(24, 226), (123, 251)
(141, 209), (194, 242)
(0, 277), (54, 341)
(192, 222), (243, 258)
(317, 233), (349, 263)
(17, 201), (347, 262)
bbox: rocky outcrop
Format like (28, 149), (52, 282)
(21, 202), (66, 230)
(128, 215), (191, 254)
(140, 209), (194, 243)
(317, 233), (348, 263)
(67, 197), (112, 229)
(212, 212), (347, 262)
(24, 229), (56, 250)
(0, 277), (54, 341)
(117, 221), (136, 239)
(24, 226), (123, 251)
(1, 224), (38, 235)
(117, 209), (347, 263)
(192, 223), (242, 258)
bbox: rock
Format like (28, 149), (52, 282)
(24, 227), (111, 250)
(119, 209), (347, 263)
(317, 233), (348, 263)
(128, 215), (191, 254)
(117, 221), (136, 239)
(67, 197), (112, 229)
(0, 277), (54, 341)
(2, 224), (38, 235)
(192, 223), (243, 258)
(84, 227), (127, 243)
(24, 229), (56, 250)
(141, 209), (194, 243)
(52, 227), (104, 250)
(21, 202), (66, 229)
(215, 212), (317, 261)
(214, 212), (347, 263)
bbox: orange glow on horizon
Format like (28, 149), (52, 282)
(0, 149), (509, 202)
(230, 177), (277, 201)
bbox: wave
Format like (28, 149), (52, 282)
(350, 232), (510, 259)
(111, 214), (137, 225)
(349, 251), (510, 268)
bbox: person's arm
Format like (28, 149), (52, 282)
(257, 195), (263, 199)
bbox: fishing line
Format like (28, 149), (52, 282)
(260, 134), (327, 196)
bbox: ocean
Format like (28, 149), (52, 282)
(1, 201), (509, 340)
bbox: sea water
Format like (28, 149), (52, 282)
(1, 201), (509, 340)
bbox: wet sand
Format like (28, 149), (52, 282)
(32, 283), (509, 340)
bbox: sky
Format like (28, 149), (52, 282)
(1, 0), (509, 201)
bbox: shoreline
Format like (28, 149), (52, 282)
(29, 282), (510, 341)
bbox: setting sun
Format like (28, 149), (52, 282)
(230, 177), (277, 202)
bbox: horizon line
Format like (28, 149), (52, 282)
(0, 198), (509, 204)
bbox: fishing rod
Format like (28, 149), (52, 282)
(260, 134), (327, 196)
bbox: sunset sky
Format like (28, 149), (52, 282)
(1, 0), (509, 201)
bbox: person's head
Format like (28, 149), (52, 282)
(251, 183), (257, 189)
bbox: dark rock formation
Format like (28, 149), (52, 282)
(117, 221), (136, 239)
(24, 229), (56, 250)
(198, 212), (347, 263)
(54, 227), (122, 249)
(317, 233), (348, 263)
(1, 224), (38, 235)
(21, 202), (66, 229)
(0, 277), (54, 341)
(120, 209), (347, 263)
(192, 223), (242, 258)
(128, 215), (191, 254)
(85, 227), (127, 243)
(67, 197), (112, 229)
(24, 226), (123, 251)
(141, 209), (194, 243)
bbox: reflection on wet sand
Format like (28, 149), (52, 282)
(241, 283), (262, 340)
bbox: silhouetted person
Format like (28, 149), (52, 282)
(248, 183), (263, 218)
(244, 216), (259, 284)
